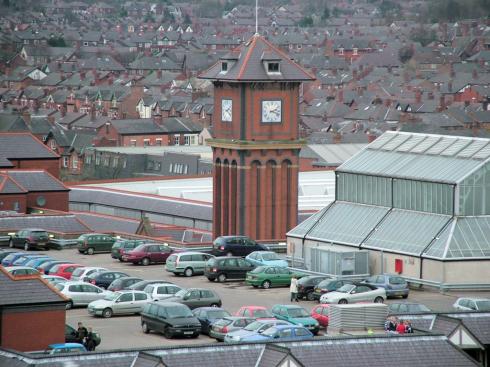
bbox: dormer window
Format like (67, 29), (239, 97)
(221, 62), (228, 72)
(267, 62), (280, 73)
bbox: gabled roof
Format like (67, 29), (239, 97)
(0, 174), (27, 194)
(199, 34), (315, 82)
(0, 214), (89, 233)
(0, 133), (59, 159)
(3, 170), (68, 192)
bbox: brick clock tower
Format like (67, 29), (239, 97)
(200, 34), (315, 240)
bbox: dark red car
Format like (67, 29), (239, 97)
(122, 243), (174, 266)
(311, 304), (330, 328)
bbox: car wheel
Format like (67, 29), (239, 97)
(142, 322), (150, 334)
(8, 239), (14, 248)
(252, 285), (258, 288)
(118, 258), (123, 262)
(164, 327), (173, 339)
(374, 297), (384, 303)
(338, 299), (348, 304)
(191, 333), (199, 338)
(65, 300), (73, 310)
(24, 242), (30, 251)
(207, 277), (215, 282)
(210, 303), (219, 307)
(226, 252), (233, 257)
(141, 257), (150, 266)
(184, 267), (194, 277)
(102, 308), (113, 318)
(262, 280), (271, 289)
(217, 273), (227, 283)
(87, 247), (95, 255)
(402, 294), (408, 299)
(306, 292), (315, 301)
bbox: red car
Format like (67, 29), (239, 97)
(311, 304), (330, 327)
(122, 243), (174, 266)
(48, 263), (83, 280)
(235, 306), (276, 320)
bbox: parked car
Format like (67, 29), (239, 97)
(65, 324), (101, 346)
(193, 307), (231, 335)
(234, 306), (275, 320)
(0, 250), (17, 262)
(209, 316), (255, 341)
(320, 283), (386, 305)
(54, 281), (109, 309)
(311, 304), (330, 327)
(111, 239), (149, 261)
(140, 302), (201, 338)
(166, 252), (214, 277)
(312, 279), (352, 301)
(164, 288), (222, 309)
(204, 256), (255, 282)
(143, 283), (183, 301)
(245, 251), (288, 267)
(362, 274), (409, 299)
(87, 271), (129, 289)
(12, 254), (47, 266)
(24, 257), (53, 269)
(453, 298), (490, 311)
(245, 266), (306, 289)
(107, 277), (144, 292)
(123, 243), (174, 266)
(242, 324), (314, 342)
(88, 290), (150, 318)
(48, 263), (83, 280)
(1, 252), (26, 266)
(70, 267), (108, 282)
(224, 319), (291, 343)
(9, 229), (50, 251)
(39, 260), (73, 274)
(77, 233), (116, 255)
(5, 266), (40, 276)
(388, 302), (431, 314)
(296, 275), (330, 301)
(42, 275), (68, 284)
(212, 236), (268, 257)
(46, 343), (86, 354)
(129, 279), (175, 291)
(271, 304), (320, 335)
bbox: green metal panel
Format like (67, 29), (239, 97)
(337, 173), (392, 207)
(393, 179), (454, 215)
(307, 201), (390, 246)
(287, 208), (326, 238)
(459, 162), (490, 216)
(363, 209), (451, 255)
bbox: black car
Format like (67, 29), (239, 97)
(128, 279), (174, 291)
(192, 307), (231, 335)
(9, 229), (50, 251)
(88, 271), (129, 289)
(211, 236), (268, 257)
(141, 302), (201, 338)
(297, 276), (331, 301)
(204, 256), (256, 282)
(111, 239), (149, 261)
(107, 277), (144, 291)
(312, 279), (352, 301)
(39, 260), (73, 275)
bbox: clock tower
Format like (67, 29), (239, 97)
(200, 34), (315, 240)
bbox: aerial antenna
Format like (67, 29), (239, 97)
(255, 0), (259, 35)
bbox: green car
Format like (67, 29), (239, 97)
(77, 233), (116, 255)
(271, 304), (319, 335)
(245, 266), (305, 289)
(111, 239), (149, 261)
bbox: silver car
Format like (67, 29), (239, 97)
(453, 297), (490, 311)
(143, 283), (183, 301)
(5, 266), (40, 276)
(320, 283), (386, 304)
(70, 266), (108, 282)
(88, 290), (150, 318)
(54, 281), (110, 309)
(42, 275), (67, 285)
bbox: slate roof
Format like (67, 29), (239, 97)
(200, 34), (315, 82)
(0, 174), (27, 194)
(74, 212), (141, 234)
(458, 315), (490, 345)
(4, 170), (68, 192)
(0, 214), (89, 233)
(0, 133), (58, 159)
(111, 119), (165, 135)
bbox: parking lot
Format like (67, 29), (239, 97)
(44, 249), (490, 350)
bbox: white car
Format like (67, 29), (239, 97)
(88, 290), (150, 318)
(320, 283), (386, 304)
(453, 297), (490, 311)
(42, 274), (68, 284)
(54, 281), (110, 309)
(143, 282), (183, 301)
(70, 266), (108, 282)
(5, 266), (40, 276)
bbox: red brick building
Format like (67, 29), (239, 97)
(200, 34), (315, 240)
(0, 267), (67, 352)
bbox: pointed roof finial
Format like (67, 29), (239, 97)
(255, 0), (259, 35)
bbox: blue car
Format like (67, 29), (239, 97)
(224, 319), (290, 343)
(238, 324), (314, 342)
(46, 343), (86, 354)
(24, 257), (52, 269)
(12, 255), (48, 266)
(245, 251), (288, 268)
(1, 252), (27, 266)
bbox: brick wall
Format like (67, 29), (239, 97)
(11, 159), (60, 178)
(0, 194), (27, 213)
(26, 191), (69, 212)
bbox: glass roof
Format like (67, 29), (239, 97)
(287, 208), (326, 238)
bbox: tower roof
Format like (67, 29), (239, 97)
(199, 34), (315, 82)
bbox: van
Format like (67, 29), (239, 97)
(165, 252), (214, 277)
(140, 301), (201, 338)
(77, 234), (116, 255)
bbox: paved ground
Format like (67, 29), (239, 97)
(45, 249), (490, 350)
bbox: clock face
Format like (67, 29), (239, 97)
(221, 99), (232, 122)
(261, 100), (282, 123)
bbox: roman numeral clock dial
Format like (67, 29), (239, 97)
(221, 99), (232, 122)
(261, 100), (282, 123)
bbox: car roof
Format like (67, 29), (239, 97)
(275, 304), (304, 309)
(117, 290), (146, 294)
(21, 228), (47, 232)
(195, 307), (226, 311)
(175, 251), (211, 255)
(6, 266), (37, 270)
(216, 236), (248, 239)
(241, 305), (267, 310)
(63, 281), (95, 285)
(457, 297), (490, 301)
(272, 324), (300, 330)
(152, 301), (189, 307)
(214, 256), (243, 260)
(149, 282), (177, 286)
(49, 343), (84, 348)
(59, 263), (82, 268)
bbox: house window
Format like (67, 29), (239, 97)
(267, 62), (280, 73)
(221, 62), (228, 72)
(85, 155), (92, 165)
(50, 140), (56, 150)
(155, 162), (161, 171)
(13, 201), (20, 211)
(122, 159), (127, 168)
(184, 165), (188, 174)
(72, 156), (78, 169)
(339, 48), (344, 55)
(353, 48), (358, 56)
(173, 135), (180, 145)
(147, 161), (154, 170)
(113, 156), (119, 167)
(95, 155), (100, 165)
(156, 139), (162, 146)
(169, 163), (173, 173)
(130, 139), (137, 147)
(103, 156), (110, 166)
(184, 135), (191, 145)
(62, 156), (69, 168)
(144, 139), (150, 146)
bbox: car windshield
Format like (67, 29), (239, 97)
(254, 309), (273, 318)
(104, 293), (118, 301)
(337, 284), (356, 293)
(175, 289), (187, 298)
(243, 321), (264, 331)
(287, 308), (309, 318)
(250, 266), (266, 274)
(31, 231), (47, 238)
(54, 283), (64, 291)
(262, 327), (278, 337)
(476, 301), (490, 310)
(207, 310), (230, 319)
(262, 253), (281, 261)
(71, 268), (85, 277)
(167, 306), (193, 318)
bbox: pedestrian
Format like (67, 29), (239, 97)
(76, 322), (87, 344)
(384, 316), (397, 332)
(404, 320), (413, 334)
(290, 276), (299, 302)
(84, 327), (96, 351)
(396, 319), (406, 334)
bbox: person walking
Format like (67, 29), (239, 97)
(290, 276), (299, 302)
(84, 327), (96, 351)
(76, 322), (87, 344)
